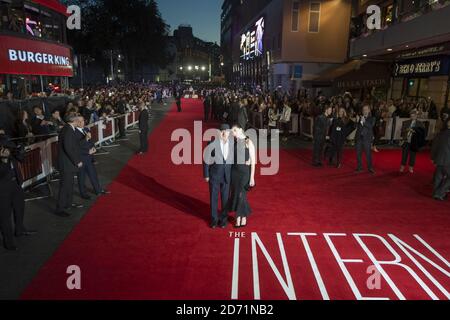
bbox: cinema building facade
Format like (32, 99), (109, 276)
(223, 0), (352, 91)
(0, 0), (73, 99)
(349, 0), (450, 110)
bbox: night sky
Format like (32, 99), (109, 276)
(155, 0), (222, 44)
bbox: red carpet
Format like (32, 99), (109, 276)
(22, 99), (450, 300)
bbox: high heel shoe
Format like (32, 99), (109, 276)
(234, 217), (242, 229)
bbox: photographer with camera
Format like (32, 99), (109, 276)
(0, 133), (37, 251)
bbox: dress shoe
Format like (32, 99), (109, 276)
(81, 194), (92, 200)
(210, 222), (218, 229)
(15, 230), (38, 237)
(98, 189), (111, 195)
(219, 221), (228, 229)
(71, 203), (84, 209)
(355, 168), (363, 173)
(55, 211), (71, 217)
(312, 163), (323, 168)
(369, 168), (376, 175)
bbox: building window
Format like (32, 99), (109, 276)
(308, 2), (321, 33)
(292, 0), (300, 32)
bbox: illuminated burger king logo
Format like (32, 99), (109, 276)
(8, 49), (71, 66)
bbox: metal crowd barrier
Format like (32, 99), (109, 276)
(19, 110), (140, 191)
(298, 116), (438, 141)
(247, 110), (301, 134)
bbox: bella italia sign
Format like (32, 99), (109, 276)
(394, 56), (450, 77)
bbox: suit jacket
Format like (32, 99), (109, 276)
(237, 107), (249, 129)
(57, 124), (81, 173)
(355, 116), (375, 143)
(0, 153), (23, 192)
(0, 161), (15, 194)
(204, 98), (211, 110)
(139, 108), (149, 132)
(401, 120), (425, 140)
(75, 129), (95, 161)
(313, 114), (329, 141)
(432, 129), (450, 166)
(203, 138), (234, 184)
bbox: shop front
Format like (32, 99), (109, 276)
(307, 60), (391, 100)
(0, 34), (73, 98)
(391, 54), (450, 109)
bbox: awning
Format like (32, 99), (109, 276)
(309, 60), (391, 89)
(31, 0), (68, 16)
(313, 60), (367, 82)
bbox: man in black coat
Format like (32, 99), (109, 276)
(176, 92), (182, 113)
(204, 95), (211, 122)
(75, 117), (109, 199)
(203, 124), (234, 229)
(117, 98), (127, 139)
(229, 97), (240, 127)
(355, 105), (376, 174)
(237, 102), (249, 131)
(432, 118), (450, 201)
(0, 136), (36, 250)
(55, 114), (83, 217)
(312, 105), (332, 167)
(137, 102), (150, 155)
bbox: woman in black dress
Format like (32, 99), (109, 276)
(225, 124), (256, 228)
(328, 108), (355, 168)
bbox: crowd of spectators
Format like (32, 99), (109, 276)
(1, 83), (173, 145)
(201, 87), (448, 143)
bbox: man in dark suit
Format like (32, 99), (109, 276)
(204, 124), (234, 229)
(237, 101), (249, 131)
(204, 95), (211, 122)
(312, 105), (332, 167)
(137, 102), (150, 155)
(0, 136), (37, 250)
(55, 114), (83, 217)
(355, 105), (376, 174)
(229, 96), (240, 127)
(400, 109), (425, 173)
(75, 117), (109, 200)
(432, 118), (450, 201)
(116, 97), (127, 139)
(176, 92), (182, 113)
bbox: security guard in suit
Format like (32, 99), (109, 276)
(137, 102), (150, 155)
(75, 117), (109, 199)
(0, 135), (36, 251)
(355, 105), (376, 174)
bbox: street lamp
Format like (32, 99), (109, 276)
(188, 66), (192, 71)
(201, 66), (206, 71)
(195, 66), (199, 70)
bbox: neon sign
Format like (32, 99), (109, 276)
(240, 17), (264, 61)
